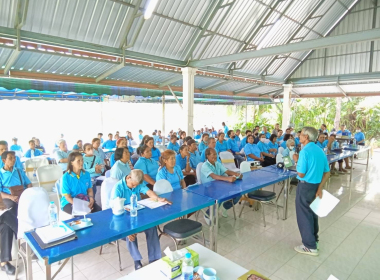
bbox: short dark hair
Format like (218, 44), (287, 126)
(321, 124), (326, 128)
(1, 151), (15, 161)
(83, 143), (92, 151)
(184, 136), (192, 143)
(227, 130), (233, 137)
(108, 133), (113, 136)
(217, 132), (225, 138)
(222, 122), (225, 125)
(28, 140), (35, 144)
(98, 133), (103, 136)
(187, 139), (196, 146)
(247, 134), (254, 142)
(269, 134), (277, 141)
(0, 141), (8, 146)
(115, 147), (129, 161)
(138, 145), (150, 155)
(202, 133), (209, 140)
(245, 130), (251, 134)
(92, 138), (100, 144)
(283, 134), (292, 142)
(179, 145), (188, 152)
(205, 148), (216, 159)
(67, 152), (84, 173)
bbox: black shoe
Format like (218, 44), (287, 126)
(134, 260), (143, 270)
(1, 262), (16, 275)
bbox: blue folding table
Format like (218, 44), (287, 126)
(23, 189), (215, 280)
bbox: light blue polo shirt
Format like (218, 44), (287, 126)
(223, 126), (229, 135)
(24, 149), (44, 158)
(156, 165), (184, 190)
(244, 143), (261, 161)
(194, 134), (201, 140)
(316, 141), (327, 149)
(10, 145), (23, 152)
(296, 142), (330, 184)
(200, 148), (220, 163)
(100, 138), (104, 144)
(134, 157), (159, 184)
(295, 137), (300, 146)
(138, 134), (143, 141)
(110, 160), (131, 180)
(167, 142), (180, 153)
(102, 140), (117, 149)
(110, 146), (134, 167)
(111, 177), (149, 205)
(267, 141), (278, 155)
(257, 141), (269, 153)
(277, 135), (284, 142)
(198, 141), (208, 154)
(354, 132), (365, 143)
(216, 140), (230, 152)
(55, 150), (70, 171)
(337, 129), (351, 137)
(240, 137), (248, 150)
(83, 155), (104, 178)
(60, 171), (92, 209)
(200, 160), (228, 183)
(175, 154), (188, 170)
(189, 151), (202, 169)
(261, 132), (271, 139)
(227, 138), (239, 153)
(0, 156), (23, 170)
(0, 167), (31, 194)
(150, 148), (161, 162)
(93, 148), (106, 163)
(72, 144), (80, 150)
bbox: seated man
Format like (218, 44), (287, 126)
(326, 134), (347, 175)
(111, 170), (171, 270)
(24, 140), (44, 158)
(201, 148), (242, 222)
(200, 138), (220, 162)
(194, 130), (201, 140)
(34, 138), (45, 153)
(187, 139), (202, 171)
(167, 135), (180, 153)
(0, 151), (32, 216)
(226, 130), (245, 167)
(55, 139), (70, 172)
(102, 133), (117, 149)
(0, 141), (23, 169)
(239, 130), (252, 150)
(316, 134), (327, 149)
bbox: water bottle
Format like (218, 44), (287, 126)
(323, 147), (328, 155)
(182, 253), (194, 280)
(353, 138), (356, 147)
(130, 193), (138, 217)
(48, 201), (58, 227)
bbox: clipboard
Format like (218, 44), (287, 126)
(31, 231), (78, 249)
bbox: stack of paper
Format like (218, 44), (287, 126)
(72, 198), (91, 216)
(138, 198), (168, 209)
(35, 222), (75, 244)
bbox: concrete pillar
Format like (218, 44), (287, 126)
(182, 67), (197, 137)
(282, 84), (292, 130)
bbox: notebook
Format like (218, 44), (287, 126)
(31, 231), (77, 249)
(35, 222), (75, 244)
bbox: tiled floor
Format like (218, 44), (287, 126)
(3, 151), (380, 280)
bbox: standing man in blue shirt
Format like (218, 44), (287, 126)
(9, 138), (22, 153)
(354, 127), (365, 146)
(222, 122), (229, 137)
(293, 127), (330, 256)
(336, 124), (351, 137)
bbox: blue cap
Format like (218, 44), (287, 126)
(185, 253), (191, 259)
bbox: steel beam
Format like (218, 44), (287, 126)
(201, 80), (231, 91)
(289, 72), (380, 85)
(233, 84), (261, 94)
(95, 62), (125, 82)
(189, 28), (380, 67)
(159, 75), (182, 88)
(119, 0), (143, 48)
(167, 85), (183, 109)
(258, 89), (283, 96)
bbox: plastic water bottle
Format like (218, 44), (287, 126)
(323, 147), (328, 155)
(353, 138), (356, 147)
(182, 253), (194, 280)
(130, 193), (138, 217)
(48, 201), (58, 227)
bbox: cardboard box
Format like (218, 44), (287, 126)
(159, 247), (199, 280)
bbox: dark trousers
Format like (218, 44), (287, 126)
(0, 211), (18, 262)
(3, 199), (18, 217)
(63, 202), (102, 215)
(261, 156), (276, 167)
(296, 181), (319, 250)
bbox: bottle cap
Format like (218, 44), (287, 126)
(185, 253), (191, 259)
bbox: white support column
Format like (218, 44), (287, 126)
(162, 94), (166, 146)
(182, 67), (197, 137)
(282, 84), (292, 130)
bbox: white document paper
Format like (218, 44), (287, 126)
(36, 222), (75, 243)
(310, 190), (340, 217)
(327, 275), (339, 280)
(138, 198), (168, 209)
(72, 198), (91, 216)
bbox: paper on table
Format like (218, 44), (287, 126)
(310, 190), (339, 217)
(138, 198), (168, 209)
(72, 198), (91, 216)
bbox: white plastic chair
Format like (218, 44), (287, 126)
(100, 178), (119, 211)
(130, 140), (138, 146)
(36, 165), (63, 192)
(105, 170), (111, 178)
(278, 146), (285, 155)
(55, 179), (73, 221)
(153, 179), (173, 195)
(14, 150), (23, 159)
(15, 187), (50, 279)
(276, 153), (284, 163)
(219, 151), (240, 172)
(196, 162), (203, 183)
(25, 157), (49, 185)
(240, 161), (251, 173)
(156, 145), (167, 153)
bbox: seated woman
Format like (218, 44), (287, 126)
(134, 145), (159, 190)
(92, 138), (106, 165)
(60, 152), (101, 214)
(34, 138), (45, 153)
(24, 140), (44, 158)
(239, 130), (252, 150)
(144, 137), (161, 162)
(55, 139), (70, 172)
(175, 145), (197, 186)
(316, 134), (327, 149)
(280, 134), (295, 149)
(178, 131), (186, 146)
(167, 135), (180, 153)
(257, 134), (276, 167)
(110, 147), (132, 180)
(187, 139), (202, 170)
(72, 140), (84, 153)
(156, 150), (186, 190)
(244, 135), (264, 163)
(215, 132), (231, 153)
(201, 148), (242, 223)
(200, 138), (220, 162)
(198, 133), (209, 154)
(110, 138), (134, 167)
(281, 139), (296, 164)
(267, 134), (278, 156)
(111, 169), (171, 270)
(83, 143), (104, 180)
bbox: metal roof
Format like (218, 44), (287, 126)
(0, 0), (378, 100)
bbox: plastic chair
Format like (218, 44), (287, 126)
(54, 179), (73, 222)
(156, 145), (167, 153)
(196, 162), (203, 183)
(130, 140), (138, 146)
(156, 181), (205, 250)
(219, 151), (240, 172)
(98, 177), (122, 270)
(240, 161), (251, 173)
(276, 153), (284, 164)
(36, 165), (63, 192)
(153, 179), (173, 196)
(278, 147), (285, 155)
(105, 170), (111, 178)
(15, 188), (50, 280)
(25, 157), (49, 185)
